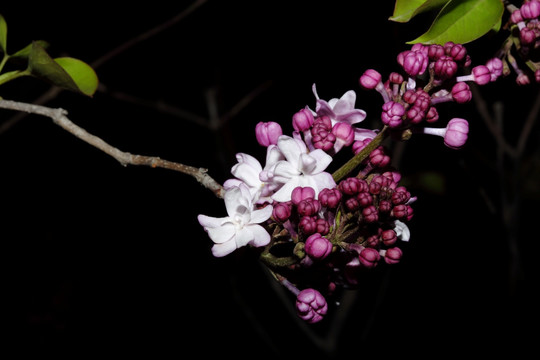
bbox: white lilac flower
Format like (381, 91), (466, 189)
(223, 153), (264, 200)
(270, 135), (336, 202)
(198, 183), (273, 257)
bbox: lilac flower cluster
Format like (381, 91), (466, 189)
(507, 0), (540, 84)
(197, 41), (489, 323)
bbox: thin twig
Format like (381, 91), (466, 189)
(0, 98), (225, 198)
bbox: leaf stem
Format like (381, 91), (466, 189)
(0, 68), (30, 87)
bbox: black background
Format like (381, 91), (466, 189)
(1, 1), (538, 358)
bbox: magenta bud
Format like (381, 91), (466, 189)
(272, 201), (292, 222)
(536, 69), (540, 83)
(381, 229), (397, 246)
(520, 27), (536, 45)
(485, 58), (503, 82)
(384, 247), (403, 264)
(362, 205), (379, 223)
(381, 101), (405, 128)
(292, 108), (314, 132)
(296, 288), (328, 323)
(332, 122), (355, 147)
(398, 50), (428, 76)
(358, 247), (380, 268)
(444, 42), (467, 61)
(451, 82), (472, 104)
(472, 65), (492, 85)
(521, 0), (540, 19)
(359, 69), (382, 89)
(444, 118), (469, 149)
(427, 44), (445, 60)
(511, 9), (523, 23)
(255, 121), (282, 146)
(291, 186), (316, 205)
(305, 233), (332, 260)
(433, 55), (458, 80)
(297, 198), (322, 216)
(339, 177), (367, 195)
(318, 188), (342, 208)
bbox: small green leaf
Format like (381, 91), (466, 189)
(28, 42), (98, 96)
(11, 40), (49, 59)
(408, 0), (504, 45)
(390, 0), (450, 23)
(0, 14), (7, 53)
(54, 57), (98, 97)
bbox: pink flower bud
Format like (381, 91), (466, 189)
(358, 247), (380, 268)
(485, 57), (503, 81)
(398, 50), (427, 76)
(359, 69), (382, 89)
(255, 121), (282, 146)
(318, 188), (342, 208)
(297, 198), (322, 216)
(369, 146), (391, 167)
(305, 233), (332, 260)
(536, 69), (540, 83)
(272, 201), (292, 222)
(381, 229), (397, 246)
(332, 122), (355, 147)
(521, 0), (540, 19)
(296, 288), (328, 323)
(292, 108), (314, 132)
(444, 42), (467, 61)
(511, 9), (523, 23)
(444, 118), (469, 149)
(433, 55), (458, 80)
(381, 101), (405, 128)
(516, 72), (531, 85)
(299, 216), (317, 235)
(426, 106), (439, 123)
(357, 191), (373, 207)
(472, 65), (491, 85)
(451, 82), (472, 103)
(291, 186), (316, 205)
(427, 44), (445, 60)
(339, 177), (368, 195)
(520, 27), (536, 45)
(362, 205), (379, 223)
(384, 247), (403, 264)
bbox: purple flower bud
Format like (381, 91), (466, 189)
(389, 72), (404, 84)
(311, 116), (336, 151)
(398, 50), (428, 76)
(392, 186), (411, 205)
(315, 218), (330, 235)
(444, 42), (467, 61)
(451, 82), (472, 103)
(291, 186), (316, 205)
(427, 44), (445, 60)
(516, 72), (531, 85)
(299, 216), (317, 235)
(383, 247), (403, 264)
(362, 205), (379, 223)
(511, 9), (523, 23)
(426, 106), (439, 123)
(520, 27), (536, 45)
(332, 122), (355, 148)
(357, 191), (373, 207)
(536, 69), (540, 83)
(433, 55), (458, 80)
(352, 138), (371, 155)
(369, 146), (391, 167)
(521, 0), (540, 19)
(381, 101), (405, 128)
(358, 247), (380, 268)
(296, 288), (328, 324)
(339, 177), (368, 195)
(444, 118), (469, 149)
(359, 69), (382, 89)
(381, 229), (397, 246)
(472, 65), (491, 85)
(485, 57), (503, 81)
(305, 233), (332, 260)
(318, 188), (342, 208)
(255, 121), (282, 146)
(297, 198), (322, 216)
(292, 108), (314, 132)
(272, 201), (292, 222)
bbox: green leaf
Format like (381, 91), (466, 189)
(0, 14), (7, 53)
(389, 0), (450, 23)
(27, 42), (98, 96)
(54, 57), (98, 97)
(11, 40), (49, 59)
(407, 0), (504, 45)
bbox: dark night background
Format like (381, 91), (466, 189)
(1, 1), (538, 358)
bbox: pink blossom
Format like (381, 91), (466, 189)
(305, 233), (332, 260)
(296, 288), (327, 323)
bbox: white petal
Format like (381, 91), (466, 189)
(224, 185), (251, 218)
(307, 149), (333, 173)
(247, 224), (271, 247)
(394, 220), (410, 242)
(235, 227), (254, 248)
(277, 135), (306, 166)
(206, 222), (236, 244)
(311, 172), (337, 194)
(197, 214), (229, 229)
(271, 178), (301, 202)
(272, 160), (300, 183)
(250, 204), (273, 224)
(299, 153), (317, 174)
(211, 240), (237, 257)
(334, 90), (356, 112)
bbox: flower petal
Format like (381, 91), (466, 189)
(247, 224), (271, 247)
(354, 128), (377, 142)
(277, 135), (306, 166)
(271, 177), (301, 202)
(211, 240), (237, 257)
(206, 222), (236, 244)
(307, 149), (333, 173)
(311, 172), (337, 194)
(335, 109), (367, 124)
(197, 214), (229, 229)
(235, 227), (254, 248)
(250, 204), (273, 224)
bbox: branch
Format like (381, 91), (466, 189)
(0, 98), (225, 198)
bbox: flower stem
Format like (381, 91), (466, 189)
(332, 125), (388, 182)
